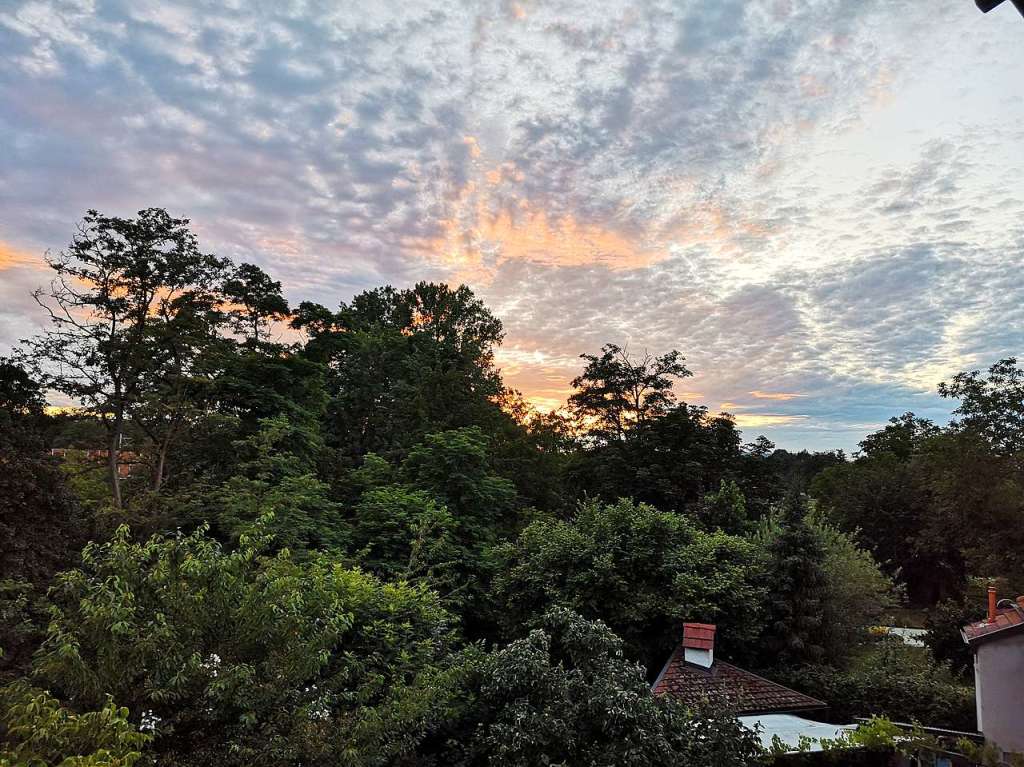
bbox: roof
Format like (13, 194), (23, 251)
(962, 596), (1024, 645)
(738, 714), (856, 753)
(652, 645), (826, 715)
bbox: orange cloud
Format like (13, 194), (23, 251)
(0, 242), (40, 271)
(429, 185), (670, 279)
(733, 413), (808, 427)
(749, 390), (806, 401)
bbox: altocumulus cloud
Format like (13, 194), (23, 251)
(0, 0), (1022, 449)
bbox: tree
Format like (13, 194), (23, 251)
(347, 485), (459, 589)
(293, 283), (506, 460)
(0, 359), (89, 590)
(222, 262), (290, 346)
(0, 355), (48, 446)
(130, 284), (232, 492)
(774, 640), (975, 731)
(207, 416), (343, 553)
(857, 412), (939, 460)
(924, 595), (979, 678)
(568, 344), (690, 443)
(566, 404), (746, 512)
(811, 441), (953, 605)
(399, 427), (518, 540)
(344, 429), (520, 629)
(36, 525), (461, 767)
(809, 513), (898, 666)
(698, 479), (748, 534)
(25, 209), (229, 507)
(492, 498), (766, 670)
(758, 494), (828, 667)
(447, 608), (764, 767)
(939, 357), (1024, 455)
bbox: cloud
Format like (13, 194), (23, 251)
(0, 0), (1022, 450)
(750, 391), (807, 401)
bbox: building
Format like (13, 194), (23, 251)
(652, 622), (855, 753)
(49, 447), (140, 478)
(961, 586), (1024, 758)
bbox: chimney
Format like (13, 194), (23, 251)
(988, 585), (998, 623)
(682, 623), (716, 668)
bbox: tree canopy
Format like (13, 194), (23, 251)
(2, 208), (997, 765)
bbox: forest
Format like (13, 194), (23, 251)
(2, 209), (1022, 766)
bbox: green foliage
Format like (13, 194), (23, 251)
(25, 208), (231, 507)
(450, 608), (764, 767)
(924, 593), (982, 678)
(36, 525), (460, 766)
(348, 486), (459, 590)
(400, 427), (518, 538)
(857, 413), (940, 461)
(568, 344), (690, 442)
(811, 432), (961, 605)
(754, 506), (897, 668)
(15, 210), (1015, 767)
(811, 510), (898, 665)
(0, 682), (151, 767)
(774, 640), (976, 731)
(567, 403), (749, 514)
(343, 428), (520, 629)
(699, 479), (749, 534)
(0, 580), (47, 682)
(209, 416), (343, 553)
(758, 495), (829, 666)
(939, 357), (1024, 456)
(293, 283), (506, 460)
(222, 262), (290, 345)
(1, 450), (90, 588)
(493, 498), (766, 669)
(0, 356), (48, 448)
(814, 395), (1024, 605)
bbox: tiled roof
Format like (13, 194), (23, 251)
(962, 596), (1024, 645)
(652, 646), (826, 715)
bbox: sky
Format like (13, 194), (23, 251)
(1, 0), (1023, 452)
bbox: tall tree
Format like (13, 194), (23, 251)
(222, 262), (290, 346)
(26, 209), (229, 507)
(293, 283), (505, 459)
(939, 357), (1024, 455)
(758, 494), (828, 667)
(568, 345), (690, 443)
(857, 412), (939, 460)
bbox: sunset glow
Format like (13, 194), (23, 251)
(2, 1), (1023, 450)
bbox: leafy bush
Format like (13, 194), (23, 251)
(774, 641), (975, 731)
(35, 524), (462, 767)
(447, 608), (764, 767)
(0, 682), (151, 767)
(492, 498), (767, 669)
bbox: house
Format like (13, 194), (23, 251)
(50, 447), (140, 478)
(652, 622), (855, 753)
(961, 586), (1024, 758)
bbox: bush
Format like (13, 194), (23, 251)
(0, 681), (151, 767)
(446, 608), (764, 767)
(774, 640), (975, 731)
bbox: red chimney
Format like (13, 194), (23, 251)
(988, 585), (998, 623)
(682, 623), (716, 668)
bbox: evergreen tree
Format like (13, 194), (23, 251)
(761, 493), (828, 667)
